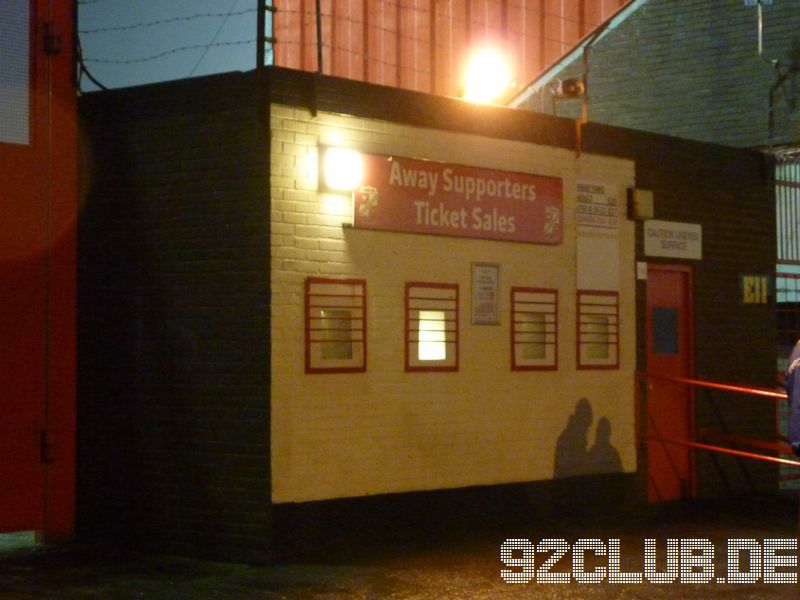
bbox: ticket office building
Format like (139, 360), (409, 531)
(79, 67), (774, 559)
(270, 101), (636, 505)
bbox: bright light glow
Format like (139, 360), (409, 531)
(462, 48), (512, 104)
(305, 148), (319, 184)
(322, 193), (353, 219)
(323, 147), (364, 191)
(418, 310), (447, 361)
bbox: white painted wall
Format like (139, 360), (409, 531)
(270, 103), (637, 503)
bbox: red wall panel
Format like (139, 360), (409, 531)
(0, 0), (76, 540)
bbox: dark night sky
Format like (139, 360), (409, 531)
(78, 0), (270, 91)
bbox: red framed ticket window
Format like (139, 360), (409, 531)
(305, 277), (367, 373)
(577, 290), (619, 369)
(405, 282), (459, 372)
(511, 287), (558, 371)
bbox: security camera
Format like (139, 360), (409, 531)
(561, 78), (586, 98)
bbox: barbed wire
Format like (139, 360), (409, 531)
(83, 40), (254, 64)
(268, 8), (614, 51)
(272, 13), (577, 52)
(77, 1), (616, 88)
(188, 0), (241, 77)
(269, 4), (619, 31)
(78, 4), (607, 39)
(79, 8), (257, 35)
(276, 40), (567, 68)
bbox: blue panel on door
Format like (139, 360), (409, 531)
(653, 307), (679, 355)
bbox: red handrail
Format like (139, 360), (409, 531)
(699, 429), (792, 455)
(644, 436), (800, 468)
(641, 372), (799, 469)
(645, 373), (787, 400)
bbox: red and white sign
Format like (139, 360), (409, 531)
(354, 154), (563, 244)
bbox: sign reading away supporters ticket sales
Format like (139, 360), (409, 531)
(353, 154), (563, 244)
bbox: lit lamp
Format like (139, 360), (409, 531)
(462, 48), (513, 104)
(321, 146), (364, 192)
(318, 146), (364, 221)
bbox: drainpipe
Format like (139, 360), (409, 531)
(308, 0), (323, 116)
(750, 0), (781, 148)
(573, 21), (611, 157)
(574, 40), (591, 157)
(755, 1), (777, 67)
(769, 71), (789, 146)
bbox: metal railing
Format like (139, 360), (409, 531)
(640, 372), (800, 498)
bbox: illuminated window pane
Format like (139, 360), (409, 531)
(405, 282), (458, 372)
(577, 290), (618, 369)
(585, 315), (610, 360)
(418, 310), (446, 360)
(511, 287), (557, 370)
(520, 312), (546, 359)
(320, 309), (353, 360)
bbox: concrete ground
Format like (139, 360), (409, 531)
(1, 495), (800, 598)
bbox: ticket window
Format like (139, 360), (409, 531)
(511, 287), (558, 370)
(305, 277), (367, 373)
(406, 282), (459, 372)
(577, 290), (619, 369)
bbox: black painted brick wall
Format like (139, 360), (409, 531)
(582, 123), (777, 497)
(78, 72), (271, 562)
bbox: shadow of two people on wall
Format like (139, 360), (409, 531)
(554, 397), (623, 479)
(545, 397), (628, 520)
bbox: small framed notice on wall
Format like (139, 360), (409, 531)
(472, 262), (500, 325)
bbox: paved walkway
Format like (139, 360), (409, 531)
(1, 495), (799, 598)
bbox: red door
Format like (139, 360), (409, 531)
(646, 264), (694, 502)
(0, 0), (76, 537)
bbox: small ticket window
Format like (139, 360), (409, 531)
(305, 277), (367, 373)
(405, 282), (458, 372)
(418, 310), (448, 360)
(577, 290), (619, 369)
(511, 287), (558, 370)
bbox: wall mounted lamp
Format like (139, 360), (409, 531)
(320, 146), (364, 192)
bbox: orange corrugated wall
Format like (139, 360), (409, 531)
(273, 0), (629, 96)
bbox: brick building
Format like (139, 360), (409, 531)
(510, 0), (800, 329)
(510, 0), (800, 485)
(510, 0), (800, 150)
(78, 66), (774, 560)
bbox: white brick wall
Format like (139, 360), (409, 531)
(271, 103), (637, 503)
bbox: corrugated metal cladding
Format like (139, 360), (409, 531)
(273, 0), (629, 96)
(777, 157), (800, 264)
